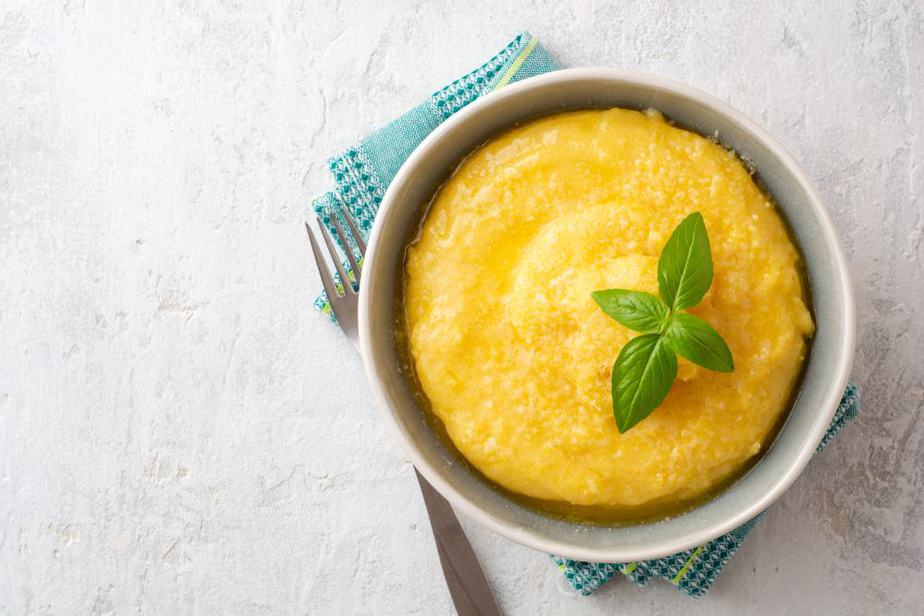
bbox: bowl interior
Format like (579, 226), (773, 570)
(360, 70), (853, 561)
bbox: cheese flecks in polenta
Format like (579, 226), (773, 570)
(404, 109), (814, 510)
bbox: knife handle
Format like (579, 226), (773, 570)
(415, 469), (502, 616)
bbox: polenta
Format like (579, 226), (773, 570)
(404, 108), (814, 510)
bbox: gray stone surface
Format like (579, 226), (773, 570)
(1, 1), (922, 614)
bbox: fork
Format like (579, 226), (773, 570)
(305, 208), (502, 616)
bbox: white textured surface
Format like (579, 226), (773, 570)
(1, 1), (922, 614)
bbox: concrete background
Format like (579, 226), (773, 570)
(1, 1), (922, 614)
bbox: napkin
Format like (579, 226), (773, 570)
(309, 31), (861, 598)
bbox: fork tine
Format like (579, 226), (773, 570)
(341, 207), (367, 256)
(329, 211), (361, 284)
(316, 216), (354, 294)
(305, 222), (342, 301)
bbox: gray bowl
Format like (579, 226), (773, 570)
(358, 68), (855, 562)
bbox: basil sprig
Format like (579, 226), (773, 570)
(592, 212), (733, 433)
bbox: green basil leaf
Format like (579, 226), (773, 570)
(664, 312), (734, 373)
(657, 212), (713, 310)
(592, 289), (670, 334)
(611, 334), (678, 433)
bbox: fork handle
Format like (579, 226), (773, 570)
(415, 469), (502, 616)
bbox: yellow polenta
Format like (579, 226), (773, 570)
(404, 109), (814, 508)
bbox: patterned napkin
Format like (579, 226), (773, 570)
(309, 32), (861, 597)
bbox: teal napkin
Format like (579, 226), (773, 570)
(309, 32), (861, 598)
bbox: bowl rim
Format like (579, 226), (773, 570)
(358, 67), (856, 561)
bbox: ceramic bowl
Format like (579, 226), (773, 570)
(358, 68), (855, 562)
